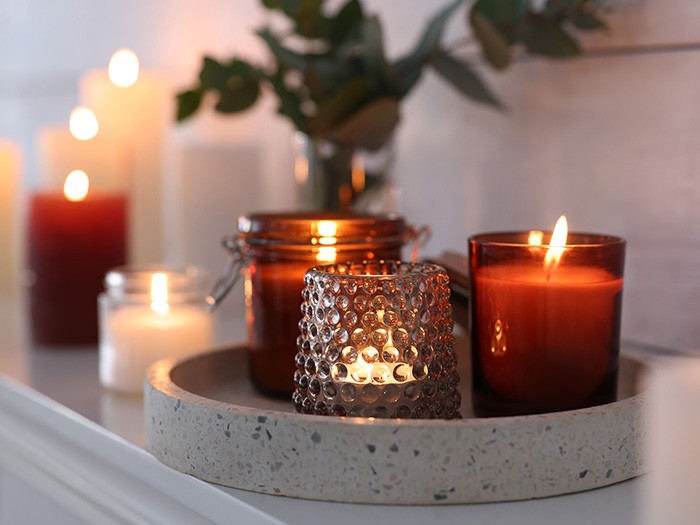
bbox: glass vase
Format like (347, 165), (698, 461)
(292, 132), (395, 212)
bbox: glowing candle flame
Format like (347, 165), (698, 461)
(150, 273), (170, 315)
(63, 170), (89, 202)
(544, 215), (568, 273)
(317, 221), (337, 237)
(316, 221), (338, 260)
(528, 230), (544, 246)
(109, 49), (139, 87)
(69, 107), (99, 140)
(316, 246), (337, 262)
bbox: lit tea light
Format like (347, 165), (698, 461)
(294, 261), (460, 419)
(99, 267), (214, 395)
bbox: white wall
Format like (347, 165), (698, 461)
(1, 0), (698, 350)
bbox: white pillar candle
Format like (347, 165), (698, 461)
(36, 125), (131, 192)
(644, 357), (700, 525)
(80, 49), (171, 264)
(0, 140), (20, 293)
(99, 268), (213, 395)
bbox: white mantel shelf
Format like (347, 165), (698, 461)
(0, 295), (646, 525)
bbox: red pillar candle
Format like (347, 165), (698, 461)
(28, 170), (127, 345)
(469, 217), (625, 416)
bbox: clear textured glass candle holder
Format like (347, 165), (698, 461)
(293, 261), (460, 419)
(98, 266), (214, 395)
(469, 232), (626, 417)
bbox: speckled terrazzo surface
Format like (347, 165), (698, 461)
(145, 346), (648, 505)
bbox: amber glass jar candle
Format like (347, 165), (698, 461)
(469, 223), (625, 417)
(223, 213), (423, 397)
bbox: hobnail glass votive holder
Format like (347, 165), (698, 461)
(293, 261), (461, 419)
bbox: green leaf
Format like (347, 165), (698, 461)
(412, 0), (463, 58)
(329, 0), (363, 45)
(392, 0), (463, 98)
(261, 0), (302, 18)
(520, 14), (580, 57)
(361, 17), (389, 78)
(570, 12), (607, 31)
(308, 77), (374, 135)
(392, 56), (424, 98)
(257, 28), (309, 70)
(429, 53), (502, 109)
(214, 74), (260, 114)
(562, 0), (589, 15)
(327, 97), (400, 150)
(471, 0), (529, 30)
(200, 57), (257, 91)
(176, 89), (203, 122)
(267, 69), (308, 132)
(469, 11), (511, 70)
(199, 57), (229, 90)
(293, 0), (327, 38)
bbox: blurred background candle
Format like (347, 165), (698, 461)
(36, 106), (130, 192)
(98, 266), (213, 394)
(0, 141), (21, 293)
(469, 216), (626, 416)
(644, 358), (700, 525)
(28, 170), (127, 345)
(80, 48), (171, 264)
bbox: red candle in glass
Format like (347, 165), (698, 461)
(28, 170), (127, 345)
(469, 217), (625, 416)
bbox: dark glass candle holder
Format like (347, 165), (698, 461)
(469, 231), (626, 417)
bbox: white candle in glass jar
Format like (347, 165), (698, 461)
(99, 269), (213, 394)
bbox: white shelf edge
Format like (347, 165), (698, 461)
(0, 372), (285, 525)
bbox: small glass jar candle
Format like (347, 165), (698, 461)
(99, 266), (214, 395)
(293, 261), (460, 419)
(210, 213), (425, 398)
(469, 221), (625, 416)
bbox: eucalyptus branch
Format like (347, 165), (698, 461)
(176, 0), (612, 149)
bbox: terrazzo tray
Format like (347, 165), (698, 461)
(145, 344), (648, 505)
